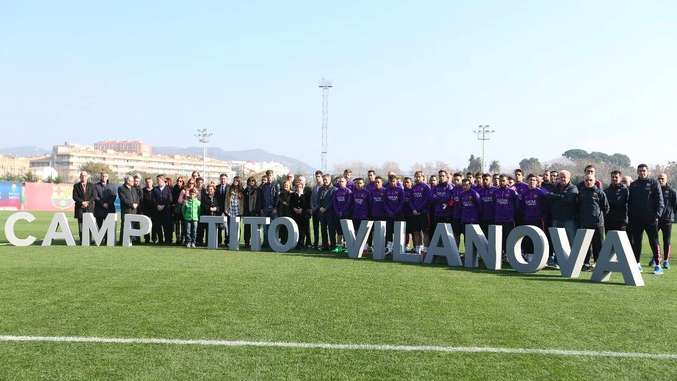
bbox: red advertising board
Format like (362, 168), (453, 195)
(23, 183), (75, 211)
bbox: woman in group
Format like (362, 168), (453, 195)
(242, 176), (260, 249)
(290, 179), (310, 250)
(225, 177), (244, 233)
(172, 176), (185, 244)
(277, 180), (292, 244)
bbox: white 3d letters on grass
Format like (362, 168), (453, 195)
(3, 212), (646, 286)
(506, 225), (548, 273)
(268, 217), (299, 252)
(42, 213), (76, 246)
(82, 213), (117, 247)
(122, 214), (152, 247)
(549, 228), (594, 278)
(424, 223), (462, 266)
(341, 219), (372, 259)
(4, 212), (37, 246)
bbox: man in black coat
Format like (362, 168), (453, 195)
(140, 177), (156, 243)
(604, 170), (629, 232)
(628, 164), (664, 273)
(93, 172), (116, 228)
(578, 174), (609, 271)
(216, 173), (230, 246)
(118, 175), (141, 244)
(152, 175), (174, 244)
(72, 171), (95, 244)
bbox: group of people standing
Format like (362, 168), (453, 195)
(71, 164), (675, 274)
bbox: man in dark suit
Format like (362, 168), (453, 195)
(152, 175), (174, 244)
(216, 173), (230, 246)
(118, 175), (141, 244)
(93, 172), (117, 239)
(72, 171), (95, 244)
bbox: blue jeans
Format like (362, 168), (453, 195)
(184, 220), (198, 244)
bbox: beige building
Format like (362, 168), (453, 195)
(0, 155), (31, 177)
(94, 140), (152, 156)
(29, 144), (289, 183)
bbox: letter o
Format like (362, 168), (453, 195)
(506, 225), (549, 273)
(267, 217), (299, 252)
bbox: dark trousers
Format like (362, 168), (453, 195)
(521, 219), (544, 253)
(303, 214), (312, 246)
(659, 221), (672, 261)
(480, 220), (493, 237)
(498, 221), (515, 254)
(174, 215), (184, 244)
(605, 222), (628, 246)
(196, 222), (205, 246)
(312, 210), (321, 247)
(583, 226), (605, 265)
(630, 220), (660, 264)
(319, 210), (336, 249)
(451, 220), (463, 245)
(293, 213), (309, 249)
(153, 216), (174, 244)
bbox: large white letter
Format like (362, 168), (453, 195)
(464, 224), (502, 270)
(228, 216), (241, 251)
(591, 231), (644, 286)
(4, 212), (36, 246)
(371, 221), (388, 260)
(393, 221), (422, 264)
(341, 219), (373, 259)
(423, 223), (462, 266)
(549, 228), (594, 278)
(268, 217), (299, 252)
(242, 217), (270, 251)
(122, 214), (152, 247)
(200, 215), (227, 249)
(82, 212), (117, 247)
(42, 213), (76, 246)
(506, 225), (548, 273)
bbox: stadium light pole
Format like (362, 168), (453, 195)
(195, 128), (213, 178)
(473, 125), (495, 172)
(319, 78), (333, 173)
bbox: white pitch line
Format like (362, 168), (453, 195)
(0, 335), (676, 360)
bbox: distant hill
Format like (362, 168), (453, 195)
(154, 147), (314, 174)
(0, 146), (50, 156)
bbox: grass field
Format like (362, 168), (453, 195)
(1, 212), (676, 380)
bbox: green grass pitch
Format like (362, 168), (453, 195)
(0, 212), (676, 380)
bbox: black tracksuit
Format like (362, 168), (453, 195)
(604, 183), (629, 231)
(659, 185), (676, 261)
(578, 186), (609, 264)
(628, 177), (664, 263)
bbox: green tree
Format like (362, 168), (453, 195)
(465, 155), (482, 174)
(488, 160), (500, 174)
(80, 162), (117, 183)
(519, 157), (543, 175)
(23, 170), (39, 183)
(562, 149), (589, 161)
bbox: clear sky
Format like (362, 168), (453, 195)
(1, 1), (675, 171)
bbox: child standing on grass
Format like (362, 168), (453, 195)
(182, 188), (201, 248)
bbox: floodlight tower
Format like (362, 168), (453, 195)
(195, 128), (213, 178)
(473, 125), (495, 172)
(319, 78), (333, 173)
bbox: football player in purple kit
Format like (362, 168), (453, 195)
(459, 179), (482, 248)
(427, 174), (439, 245)
(431, 170), (453, 229)
(478, 173), (496, 236)
(365, 169), (377, 193)
(494, 174), (520, 254)
(369, 176), (387, 252)
(384, 175), (405, 255)
(343, 169), (355, 191)
(450, 172), (465, 245)
(520, 174), (549, 256)
(351, 178), (371, 256)
(402, 177), (414, 251)
(410, 171), (431, 254)
(332, 177), (353, 253)
(513, 169), (529, 196)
